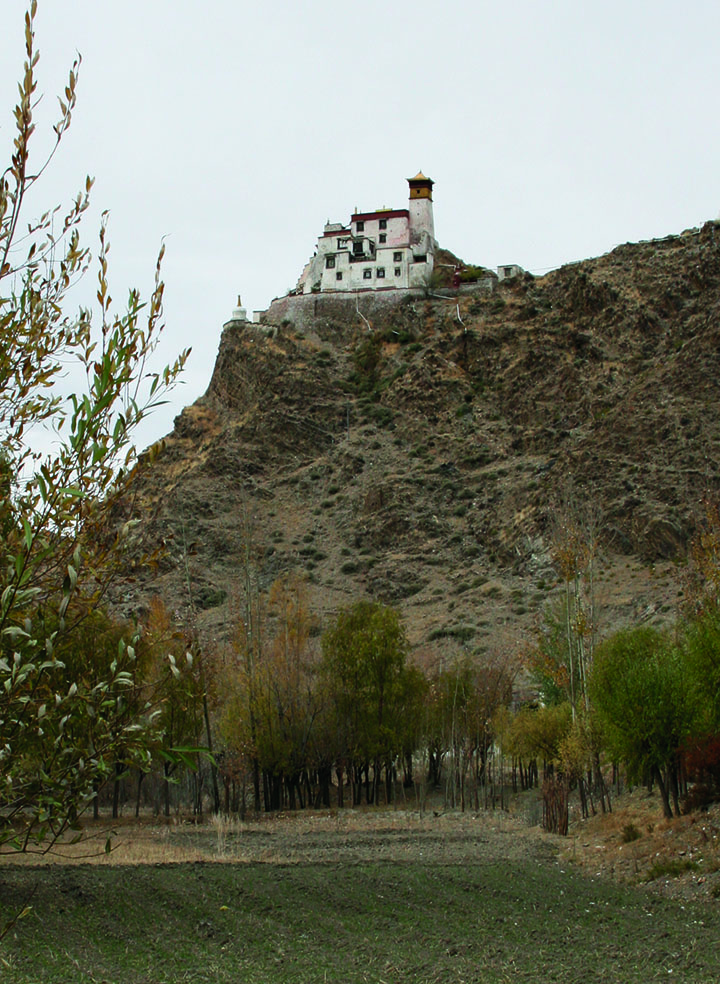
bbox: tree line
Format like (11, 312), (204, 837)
(48, 536), (720, 836)
(73, 586), (518, 821)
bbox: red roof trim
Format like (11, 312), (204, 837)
(322, 228), (351, 238)
(351, 209), (409, 223)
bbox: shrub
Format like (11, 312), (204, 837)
(621, 822), (642, 844)
(644, 858), (697, 882)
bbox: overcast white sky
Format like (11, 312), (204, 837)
(2, 0), (719, 450)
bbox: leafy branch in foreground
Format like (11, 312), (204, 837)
(0, 2), (190, 854)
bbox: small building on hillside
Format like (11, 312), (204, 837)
(497, 264), (524, 281)
(295, 173), (437, 295)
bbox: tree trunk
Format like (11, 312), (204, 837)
(528, 759), (540, 789)
(403, 752), (414, 789)
(252, 757), (261, 814)
(317, 764), (331, 808)
(262, 770), (270, 813)
(201, 687), (220, 814)
(135, 770), (146, 818)
(223, 771), (231, 815)
(652, 764), (674, 820)
(427, 747), (442, 788)
(164, 761), (172, 818)
(668, 761), (681, 818)
(543, 776), (569, 835)
(594, 750), (610, 814)
(194, 766), (203, 817)
(112, 761), (122, 819)
(578, 776), (589, 820)
(336, 763), (344, 809)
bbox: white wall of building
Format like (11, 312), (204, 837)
(409, 197), (435, 248)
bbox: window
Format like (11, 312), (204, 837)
(379, 219), (387, 230)
(394, 267), (401, 277)
(325, 256), (335, 269)
(377, 267), (385, 278)
(363, 269), (372, 280)
(353, 241), (364, 256)
(356, 221), (364, 232)
(379, 234), (386, 244)
(393, 252), (402, 262)
(336, 272), (343, 281)
(413, 254), (427, 263)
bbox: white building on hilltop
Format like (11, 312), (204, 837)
(295, 173), (436, 295)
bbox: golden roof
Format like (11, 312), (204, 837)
(407, 171), (433, 183)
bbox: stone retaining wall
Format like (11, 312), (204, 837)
(260, 280), (495, 333)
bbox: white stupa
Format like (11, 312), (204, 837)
(224, 294), (249, 327)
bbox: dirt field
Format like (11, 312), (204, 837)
(1, 806), (547, 865)
(2, 793), (720, 984)
(4, 786), (719, 901)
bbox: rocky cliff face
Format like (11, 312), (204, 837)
(121, 221), (720, 658)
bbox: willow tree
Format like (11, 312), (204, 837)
(590, 627), (701, 819)
(0, 3), (189, 855)
(321, 600), (412, 805)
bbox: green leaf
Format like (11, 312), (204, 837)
(22, 517), (33, 550)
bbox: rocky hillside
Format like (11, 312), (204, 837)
(118, 221), (720, 660)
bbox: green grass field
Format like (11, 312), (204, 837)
(1, 854), (719, 984)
